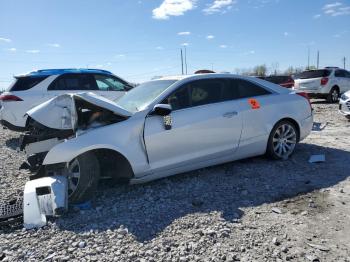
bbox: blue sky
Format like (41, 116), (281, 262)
(0, 0), (349, 88)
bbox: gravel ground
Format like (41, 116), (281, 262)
(0, 100), (349, 262)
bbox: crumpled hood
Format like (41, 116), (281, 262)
(26, 92), (132, 130)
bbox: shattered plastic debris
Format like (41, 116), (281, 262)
(308, 154), (326, 163)
(0, 198), (23, 227)
(312, 122), (328, 131)
(73, 201), (92, 211)
(307, 242), (330, 252)
(23, 176), (68, 229)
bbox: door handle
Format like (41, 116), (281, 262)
(223, 111), (238, 118)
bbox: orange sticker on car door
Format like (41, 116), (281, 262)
(248, 98), (260, 109)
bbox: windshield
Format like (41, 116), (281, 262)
(115, 80), (177, 112)
(295, 70), (331, 79)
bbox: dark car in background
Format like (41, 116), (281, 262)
(262, 75), (295, 88)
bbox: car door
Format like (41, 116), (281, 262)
(93, 74), (128, 101)
(47, 73), (98, 99)
(144, 78), (243, 171)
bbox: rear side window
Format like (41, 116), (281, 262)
(295, 70), (331, 79)
(8, 76), (48, 91)
(335, 70), (346, 77)
(48, 74), (98, 91)
(231, 79), (271, 98)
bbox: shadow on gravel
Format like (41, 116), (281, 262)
(5, 137), (20, 150)
(41, 143), (350, 242)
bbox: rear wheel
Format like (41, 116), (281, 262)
(266, 121), (298, 160)
(67, 152), (100, 204)
(327, 87), (339, 103)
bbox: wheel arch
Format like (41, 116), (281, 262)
(43, 144), (135, 180)
(272, 117), (301, 142)
(89, 148), (135, 182)
(332, 85), (340, 91)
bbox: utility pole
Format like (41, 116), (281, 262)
(180, 49), (184, 75)
(184, 46), (188, 75)
(317, 50), (320, 69)
(343, 57), (346, 69)
(307, 47), (310, 70)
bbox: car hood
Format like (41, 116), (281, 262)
(26, 92), (132, 130)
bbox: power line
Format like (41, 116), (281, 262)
(180, 49), (184, 75)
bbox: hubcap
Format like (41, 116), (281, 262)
(67, 159), (81, 196)
(272, 124), (297, 159)
(332, 90), (339, 102)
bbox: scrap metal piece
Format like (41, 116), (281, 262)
(308, 154), (326, 163)
(23, 176), (68, 229)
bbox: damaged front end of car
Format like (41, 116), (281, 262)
(20, 92), (131, 173)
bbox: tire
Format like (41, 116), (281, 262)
(67, 152), (100, 204)
(327, 87), (339, 103)
(266, 120), (298, 160)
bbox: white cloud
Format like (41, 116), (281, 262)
(323, 2), (342, 10)
(6, 48), (16, 52)
(48, 43), (60, 48)
(115, 54), (126, 58)
(203, 0), (237, 14)
(181, 42), (189, 46)
(26, 50), (40, 53)
(206, 35), (215, 39)
(178, 31), (191, 35)
(322, 2), (350, 16)
(313, 14), (321, 19)
(156, 46), (164, 50)
(219, 44), (227, 48)
(284, 32), (289, 37)
(0, 37), (11, 43)
(152, 0), (196, 20)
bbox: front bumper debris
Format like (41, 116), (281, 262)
(23, 176), (68, 229)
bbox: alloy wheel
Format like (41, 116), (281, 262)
(272, 123), (297, 159)
(67, 159), (81, 196)
(331, 89), (339, 103)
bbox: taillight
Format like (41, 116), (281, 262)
(296, 92), (312, 111)
(0, 95), (23, 101)
(320, 77), (329, 86)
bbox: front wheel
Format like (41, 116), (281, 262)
(67, 152), (100, 204)
(266, 121), (298, 160)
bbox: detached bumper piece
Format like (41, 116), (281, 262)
(23, 176), (68, 229)
(0, 198), (23, 228)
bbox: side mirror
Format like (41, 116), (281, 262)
(152, 104), (172, 116)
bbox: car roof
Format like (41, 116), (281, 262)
(156, 73), (290, 94)
(16, 68), (114, 77)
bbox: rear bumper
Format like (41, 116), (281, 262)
(299, 114), (313, 141)
(0, 120), (26, 132)
(293, 86), (330, 96)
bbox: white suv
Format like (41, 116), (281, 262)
(293, 67), (350, 103)
(0, 69), (133, 131)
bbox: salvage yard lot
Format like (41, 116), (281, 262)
(0, 101), (350, 261)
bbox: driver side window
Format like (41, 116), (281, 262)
(162, 79), (226, 111)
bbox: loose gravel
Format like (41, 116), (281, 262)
(0, 100), (349, 261)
